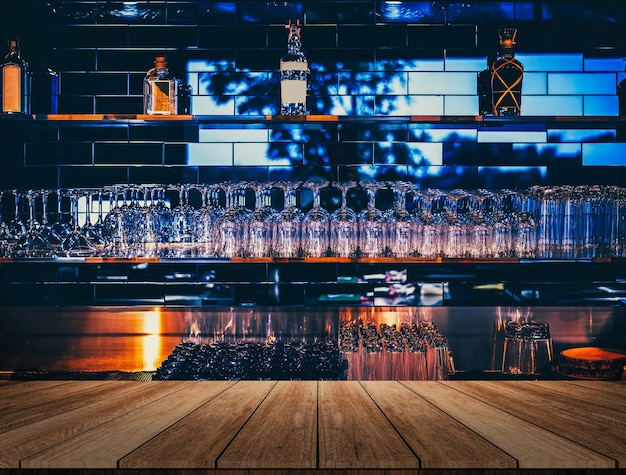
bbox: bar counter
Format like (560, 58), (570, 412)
(1, 380), (625, 474)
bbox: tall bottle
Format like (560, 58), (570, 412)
(1, 39), (31, 115)
(491, 28), (523, 116)
(143, 56), (180, 115)
(280, 19), (309, 116)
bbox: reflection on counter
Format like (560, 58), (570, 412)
(0, 306), (623, 380)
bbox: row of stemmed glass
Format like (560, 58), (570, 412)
(1, 183), (624, 259)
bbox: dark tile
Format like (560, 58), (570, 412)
(443, 143), (514, 165)
(94, 143), (163, 165)
(478, 166), (548, 189)
(26, 142), (93, 166)
(305, 142), (373, 166)
(339, 123), (408, 142)
(59, 123), (129, 142)
(299, 25), (337, 49)
(128, 166), (198, 185)
(130, 123), (199, 142)
(408, 25), (475, 49)
(0, 121), (59, 142)
(128, 25), (198, 48)
(95, 96), (144, 115)
(198, 25), (267, 48)
(198, 166), (269, 183)
(164, 144), (189, 165)
(407, 165), (479, 189)
(305, 2), (376, 24)
(307, 48), (375, 70)
(99, 3), (166, 24)
(338, 25), (406, 48)
(236, 49), (282, 73)
(375, 48), (443, 70)
(47, 25), (129, 48)
(96, 50), (162, 72)
(58, 96), (95, 115)
(0, 166), (59, 190)
(46, 50), (96, 74)
(61, 72), (128, 96)
(59, 166), (128, 188)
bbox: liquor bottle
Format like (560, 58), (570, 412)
(1, 39), (32, 115)
(280, 19), (309, 116)
(491, 28), (523, 116)
(177, 82), (192, 115)
(143, 56), (180, 115)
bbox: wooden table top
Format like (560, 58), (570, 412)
(0, 379), (624, 474)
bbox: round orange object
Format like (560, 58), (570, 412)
(558, 347), (626, 380)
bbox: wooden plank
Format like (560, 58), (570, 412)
(318, 381), (419, 470)
(120, 380), (275, 469)
(443, 380), (624, 467)
(0, 381), (71, 402)
(217, 381), (317, 470)
(20, 381), (235, 469)
(403, 381), (615, 469)
(0, 381), (120, 434)
(0, 381), (193, 468)
(556, 379), (626, 397)
(361, 381), (516, 469)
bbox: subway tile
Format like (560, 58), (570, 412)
(443, 143), (514, 165)
(408, 25), (475, 49)
(513, 143), (582, 165)
(234, 96), (276, 115)
(339, 124), (408, 142)
(57, 95), (95, 114)
(584, 57), (625, 72)
(477, 130), (547, 143)
(61, 72), (128, 96)
(406, 95), (444, 115)
(408, 125), (477, 143)
(408, 72), (477, 95)
(305, 142), (373, 166)
(477, 166), (548, 189)
(522, 72), (548, 95)
(191, 96), (235, 115)
(128, 25), (198, 48)
(130, 123), (199, 142)
(164, 144), (189, 165)
(375, 142), (442, 166)
(444, 95), (479, 115)
(26, 142), (93, 166)
(307, 48), (375, 70)
(199, 128), (268, 143)
(338, 72), (408, 95)
(516, 53), (583, 72)
(305, 2), (375, 24)
(583, 96), (619, 116)
(346, 165), (409, 182)
(299, 26), (337, 49)
(234, 143), (300, 167)
(582, 143), (626, 166)
(236, 2), (302, 24)
(59, 167), (128, 189)
(0, 166), (58, 190)
(94, 143), (163, 165)
(445, 56), (487, 72)
(338, 25), (406, 48)
(200, 166), (270, 183)
(128, 166), (198, 186)
(236, 49), (282, 72)
(198, 25), (267, 49)
(48, 49), (96, 73)
(548, 73), (616, 95)
(60, 123), (129, 142)
(194, 2), (237, 25)
(406, 165), (478, 189)
(50, 25), (129, 48)
(187, 143), (233, 166)
(521, 95), (583, 116)
(95, 96), (143, 115)
(97, 50), (162, 73)
(547, 129), (616, 143)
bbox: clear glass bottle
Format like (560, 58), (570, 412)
(491, 28), (523, 116)
(143, 56), (179, 115)
(280, 19), (309, 116)
(1, 39), (32, 114)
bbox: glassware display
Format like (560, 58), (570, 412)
(491, 27), (523, 116)
(1, 39), (31, 114)
(501, 319), (553, 375)
(143, 56), (180, 115)
(0, 183), (623, 260)
(280, 19), (309, 116)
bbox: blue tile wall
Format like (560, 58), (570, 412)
(1, 0), (626, 191)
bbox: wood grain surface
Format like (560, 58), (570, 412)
(0, 380), (624, 473)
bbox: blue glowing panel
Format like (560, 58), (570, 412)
(522, 96), (583, 116)
(409, 126), (477, 142)
(338, 72), (408, 95)
(444, 57), (486, 72)
(237, 2), (302, 23)
(407, 143), (443, 165)
(407, 95), (444, 115)
(376, 2), (446, 23)
(478, 130), (547, 143)
(516, 53), (583, 72)
(234, 143), (295, 166)
(584, 58), (625, 72)
(583, 96), (619, 116)
(444, 96), (478, 116)
(513, 143), (582, 160)
(446, 2), (514, 22)
(408, 72), (476, 95)
(582, 143), (626, 166)
(192, 96), (235, 115)
(478, 166), (548, 188)
(187, 143), (232, 166)
(522, 73), (548, 95)
(199, 128), (269, 143)
(234, 96), (276, 115)
(375, 96), (413, 115)
(547, 129), (616, 143)
(548, 73), (615, 95)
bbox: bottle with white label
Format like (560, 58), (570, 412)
(1, 39), (31, 115)
(280, 19), (309, 116)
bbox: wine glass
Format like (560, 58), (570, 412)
(384, 181), (417, 258)
(81, 189), (106, 254)
(59, 188), (98, 257)
(412, 188), (438, 258)
(12, 190), (54, 258)
(171, 184), (199, 257)
(273, 181), (303, 258)
(247, 181), (278, 258)
(37, 189), (63, 252)
(215, 182), (251, 258)
(358, 181), (387, 258)
(329, 181), (358, 258)
(301, 180), (330, 258)
(196, 183), (224, 258)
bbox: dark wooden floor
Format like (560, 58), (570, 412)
(0, 379), (625, 474)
